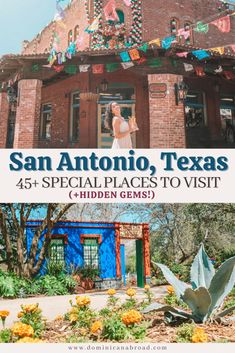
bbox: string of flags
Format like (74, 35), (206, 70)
(44, 0), (235, 80)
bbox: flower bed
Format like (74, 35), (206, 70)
(1, 284), (235, 343)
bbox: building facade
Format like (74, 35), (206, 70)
(0, 0), (235, 149)
(26, 220), (151, 289)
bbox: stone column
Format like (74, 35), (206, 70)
(14, 79), (42, 148)
(0, 91), (9, 148)
(148, 74), (186, 148)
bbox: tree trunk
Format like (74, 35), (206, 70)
(0, 208), (14, 272)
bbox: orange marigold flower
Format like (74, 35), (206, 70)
(69, 313), (78, 323)
(17, 312), (24, 319)
(17, 337), (44, 343)
(192, 327), (208, 343)
(122, 310), (142, 326)
(126, 288), (136, 297)
(167, 286), (174, 295)
(144, 285), (150, 290)
(12, 322), (34, 338)
(107, 289), (116, 296)
(0, 311), (10, 319)
(76, 296), (91, 307)
(91, 321), (103, 334)
(21, 304), (39, 313)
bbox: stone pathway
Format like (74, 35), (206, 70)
(0, 286), (167, 328)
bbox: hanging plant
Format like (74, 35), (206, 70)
(98, 22), (126, 47)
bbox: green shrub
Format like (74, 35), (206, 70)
(47, 261), (65, 277)
(99, 308), (112, 318)
(0, 329), (12, 343)
(102, 315), (129, 341)
(129, 323), (147, 340)
(0, 276), (16, 298)
(164, 293), (188, 309)
(38, 275), (68, 296)
(176, 323), (195, 343)
(60, 275), (76, 292)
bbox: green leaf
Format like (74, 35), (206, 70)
(208, 256), (235, 315)
(190, 244), (215, 289)
(153, 261), (189, 299)
(182, 287), (211, 323)
(217, 305), (235, 318)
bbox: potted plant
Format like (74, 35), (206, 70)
(79, 266), (100, 290)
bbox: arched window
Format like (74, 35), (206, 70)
(68, 30), (73, 46)
(170, 18), (179, 36)
(184, 22), (193, 45)
(74, 25), (79, 41)
(116, 9), (125, 24)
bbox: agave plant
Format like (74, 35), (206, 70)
(143, 244), (235, 323)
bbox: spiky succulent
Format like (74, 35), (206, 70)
(143, 245), (235, 323)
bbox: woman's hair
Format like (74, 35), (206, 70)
(105, 101), (116, 131)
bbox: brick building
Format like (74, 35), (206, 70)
(0, 0), (235, 149)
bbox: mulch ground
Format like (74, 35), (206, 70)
(43, 313), (235, 343)
(146, 313), (235, 343)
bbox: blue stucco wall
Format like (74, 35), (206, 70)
(26, 221), (117, 279)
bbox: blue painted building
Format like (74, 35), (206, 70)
(26, 220), (151, 288)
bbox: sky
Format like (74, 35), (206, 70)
(1, 0), (235, 57)
(0, 0), (70, 57)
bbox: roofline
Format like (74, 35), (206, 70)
(26, 219), (148, 227)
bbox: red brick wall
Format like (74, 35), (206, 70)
(148, 74), (186, 148)
(14, 80), (42, 148)
(22, 0), (235, 56)
(0, 92), (9, 148)
(142, 0), (235, 48)
(40, 69), (149, 148)
(23, 0), (90, 55)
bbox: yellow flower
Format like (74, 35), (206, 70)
(91, 321), (103, 334)
(167, 286), (174, 295)
(21, 304), (39, 313)
(69, 313), (78, 323)
(122, 310), (142, 326)
(107, 289), (116, 296)
(70, 306), (79, 315)
(17, 337), (44, 343)
(17, 312), (24, 319)
(192, 327), (208, 343)
(126, 288), (136, 297)
(12, 322), (34, 338)
(76, 296), (91, 307)
(144, 285), (150, 290)
(0, 311), (10, 319)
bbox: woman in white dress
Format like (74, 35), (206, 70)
(105, 102), (137, 149)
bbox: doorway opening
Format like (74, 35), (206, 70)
(118, 223), (150, 289)
(185, 90), (208, 147)
(121, 239), (145, 288)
